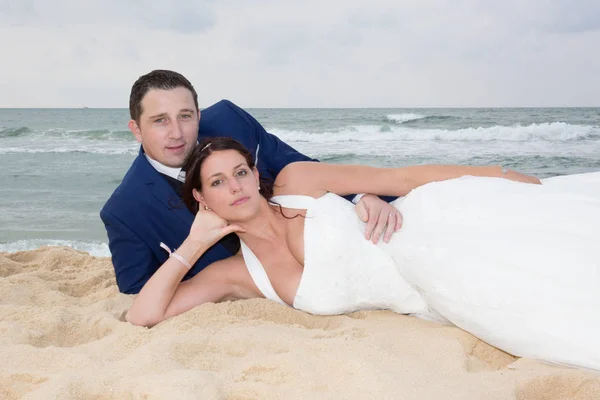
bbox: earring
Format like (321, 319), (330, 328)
(258, 185), (261, 191)
(204, 206), (211, 211)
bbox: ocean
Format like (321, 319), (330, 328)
(1, 107), (599, 256)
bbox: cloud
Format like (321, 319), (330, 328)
(0, 0), (216, 33)
(0, 0), (598, 107)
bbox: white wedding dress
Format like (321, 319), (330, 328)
(239, 172), (600, 371)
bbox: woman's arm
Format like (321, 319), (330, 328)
(126, 207), (248, 327)
(126, 238), (235, 327)
(274, 162), (541, 198)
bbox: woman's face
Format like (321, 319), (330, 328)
(193, 149), (261, 221)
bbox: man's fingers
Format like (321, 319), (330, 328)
(358, 203), (376, 239)
(364, 216), (377, 240)
(355, 202), (369, 223)
(371, 209), (388, 244)
(383, 213), (396, 243)
(395, 210), (403, 231)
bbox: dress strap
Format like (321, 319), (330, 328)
(269, 195), (316, 210)
(239, 240), (287, 306)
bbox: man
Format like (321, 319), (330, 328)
(100, 70), (401, 294)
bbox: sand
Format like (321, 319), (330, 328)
(1, 246), (599, 399)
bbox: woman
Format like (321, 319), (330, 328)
(127, 137), (600, 371)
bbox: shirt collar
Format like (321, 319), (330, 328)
(145, 154), (186, 182)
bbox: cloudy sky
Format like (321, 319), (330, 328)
(1, 0), (599, 108)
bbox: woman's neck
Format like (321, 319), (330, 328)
(235, 200), (285, 245)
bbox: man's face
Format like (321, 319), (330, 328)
(129, 87), (199, 168)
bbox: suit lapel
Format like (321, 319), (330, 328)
(136, 148), (194, 227)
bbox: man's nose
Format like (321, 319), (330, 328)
(170, 121), (184, 139)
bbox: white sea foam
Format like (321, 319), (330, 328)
(0, 146), (138, 155)
(0, 127), (138, 155)
(269, 122), (598, 143)
(385, 113), (426, 123)
(0, 240), (110, 257)
(1, 122), (596, 156)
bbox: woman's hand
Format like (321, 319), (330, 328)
(189, 208), (245, 248)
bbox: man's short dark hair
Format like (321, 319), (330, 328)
(129, 70), (199, 123)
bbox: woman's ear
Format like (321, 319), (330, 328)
(253, 167), (260, 188)
(192, 188), (207, 209)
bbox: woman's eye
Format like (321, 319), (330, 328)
(237, 170), (247, 176)
(211, 180), (222, 187)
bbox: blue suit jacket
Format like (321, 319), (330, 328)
(101, 100), (395, 294)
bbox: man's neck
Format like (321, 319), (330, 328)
(145, 154), (185, 182)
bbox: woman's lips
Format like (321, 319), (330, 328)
(231, 197), (249, 206)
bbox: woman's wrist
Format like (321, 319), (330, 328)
(173, 238), (210, 268)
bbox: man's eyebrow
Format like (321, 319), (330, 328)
(147, 112), (167, 120)
(208, 164), (246, 179)
(147, 109), (195, 120)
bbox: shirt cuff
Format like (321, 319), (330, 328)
(352, 194), (365, 204)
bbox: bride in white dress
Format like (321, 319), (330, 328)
(127, 137), (600, 372)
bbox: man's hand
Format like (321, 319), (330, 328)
(355, 194), (402, 244)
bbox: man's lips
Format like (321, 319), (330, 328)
(166, 143), (185, 151)
(231, 197), (249, 206)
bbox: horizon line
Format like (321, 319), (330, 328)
(1, 105), (599, 110)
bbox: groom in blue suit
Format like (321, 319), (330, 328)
(100, 70), (401, 294)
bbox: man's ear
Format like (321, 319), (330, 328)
(128, 120), (142, 143)
(193, 188), (207, 209)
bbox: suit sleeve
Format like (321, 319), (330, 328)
(223, 100), (396, 203)
(221, 100), (317, 176)
(100, 208), (157, 294)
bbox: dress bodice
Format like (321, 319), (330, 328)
(239, 193), (429, 316)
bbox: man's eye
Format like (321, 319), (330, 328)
(155, 118), (165, 123)
(180, 114), (192, 119)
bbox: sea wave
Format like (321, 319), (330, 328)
(0, 146), (138, 155)
(385, 113), (426, 123)
(0, 127), (32, 137)
(270, 122), (599, 143)
(1, 122), (597, 156)
(0, 239), (110, 257)
(385, 114), (455, 124)
(1, 127), (134, 140)
(0, 126), (139, 155)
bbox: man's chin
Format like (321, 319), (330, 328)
(163, 151), (191, 168)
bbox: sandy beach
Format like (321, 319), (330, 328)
(1, 246), (599, 399)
